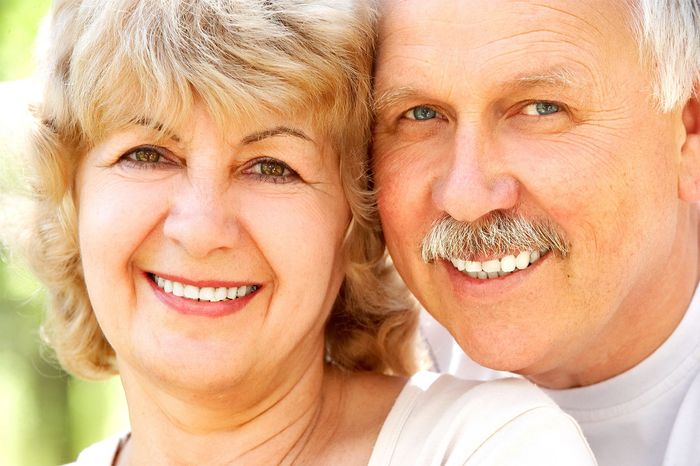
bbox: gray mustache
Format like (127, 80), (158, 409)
(421, 212), (570, 263)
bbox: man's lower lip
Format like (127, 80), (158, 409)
(148, 277), (255, 318)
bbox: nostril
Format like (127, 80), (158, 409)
(432, 172), (520, 223)
(162, 205), (240, 258)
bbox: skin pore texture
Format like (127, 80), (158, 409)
(76, 101), (405, 465)
(373, 0), (700, 389)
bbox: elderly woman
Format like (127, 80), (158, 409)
(16, 0), (596, 464)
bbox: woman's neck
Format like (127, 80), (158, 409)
(117, 355), (343, 466)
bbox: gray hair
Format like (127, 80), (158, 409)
(421, 212), (570, 264)
(636, 0), (700, 111)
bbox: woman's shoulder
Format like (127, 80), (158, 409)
(62, 432), (129, 466)
(369, 371), (597, 465)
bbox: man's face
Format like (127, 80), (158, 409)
(373, 0), (690, 385)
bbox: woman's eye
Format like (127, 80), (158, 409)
(249, 158), (299, 183)
(257, 160), (288, 177)
(403, 105), (439, 121)
(131, 148), (161, 163)
(120, 147), (170, 168)
(522, 101), (562, 116)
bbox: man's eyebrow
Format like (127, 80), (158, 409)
(133, 117), (181, 142)
(241, 126), (313, 145)
(508, 67), (580, 90)
(373, 86), (422, 116)
(373, 68), (582, 114)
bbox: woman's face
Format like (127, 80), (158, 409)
(76, 102), (351, 396)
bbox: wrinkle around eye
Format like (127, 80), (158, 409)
(372, 124), (442, 167)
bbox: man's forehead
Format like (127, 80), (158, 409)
(377, 0), (633, 60)
(375, 0), (636, 99)
(378, 0), (630, 31)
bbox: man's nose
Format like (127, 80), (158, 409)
(431, 126), (519, 222)
(163, 175), (240, 258)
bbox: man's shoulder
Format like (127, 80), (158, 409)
(372, 372), (595, 465)
(664, 367), (700, 463)
(63, 432), (128, 466)
(404, 371), (558, 422)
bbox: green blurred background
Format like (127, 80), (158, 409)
(0, 1), (129, 465)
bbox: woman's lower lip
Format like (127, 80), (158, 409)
(147, 277), (255, 318)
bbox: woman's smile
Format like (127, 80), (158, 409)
(146, 271), (261, 317)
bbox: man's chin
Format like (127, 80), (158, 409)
(450, 325), (563, 377)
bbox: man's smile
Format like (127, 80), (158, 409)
(448, 249), (549, 280)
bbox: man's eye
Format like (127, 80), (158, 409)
(522, 101), (562, 116)
(403, 105), (439, 121)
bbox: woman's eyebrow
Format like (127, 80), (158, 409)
(133, 117), (181, 142)
(241, 126), (313, 145)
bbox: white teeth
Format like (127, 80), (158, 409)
(184, 285), (199, 300)
(451, 249), (549, 280)
(482, 259), (501, 273)
(153, 275), (257, 302)
(466, 261), (482, 273)
(516, 251), (530, 270)
(501, 255), (516, 273)
(199, 287), (215, 302)
(451, 259), (468, 271)
(214, 287), (227, 302)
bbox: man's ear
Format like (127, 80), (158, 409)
(678, 95), (700, 202)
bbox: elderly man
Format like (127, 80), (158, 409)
(372, 1), (700, 465)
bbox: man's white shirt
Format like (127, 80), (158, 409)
(421, 285), (700, 466)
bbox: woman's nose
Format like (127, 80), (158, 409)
(163, 176), (241, 259)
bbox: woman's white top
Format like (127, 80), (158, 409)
(66, 372), (596, 465)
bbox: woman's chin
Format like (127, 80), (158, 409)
(116, 337), (257, 397)
(128, 357), (253, 399)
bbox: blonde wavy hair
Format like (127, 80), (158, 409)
(21, 0), (420, 379)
